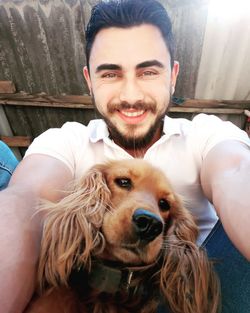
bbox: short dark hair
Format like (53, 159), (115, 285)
(85, 0), (175, 69)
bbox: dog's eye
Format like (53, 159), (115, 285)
(158, 199), (171, 211)
(114, 177), (132, 190)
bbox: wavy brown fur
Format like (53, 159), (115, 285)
(26, 159), (220, 313)
(37, 167), (111, 290)
(160, 207), (220, 313)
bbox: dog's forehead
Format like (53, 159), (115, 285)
(105, 159), (154, 174)
(104, 159), (171, 186)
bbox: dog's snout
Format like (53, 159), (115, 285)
(132, 209), (163, 242)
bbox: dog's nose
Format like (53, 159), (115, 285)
(132, 209), (163, 242)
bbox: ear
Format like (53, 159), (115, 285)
(83, 66), (92, 95)
(170, 61), (179, 94)
(160, 204), (220, 313)
(37, 165), (111, 291)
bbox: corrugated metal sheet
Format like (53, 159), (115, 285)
(166, 0), (209, 98)
(0, 0), (95, 95)
(195, 0), (250, 100)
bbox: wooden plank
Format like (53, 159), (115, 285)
(0, 93), (93, 108)
(0, 81), (16, 94)
(170, 107), (245, 114)
(0, 135), (31, 147)
(174, 98), (250, 109)
(0, 93), (250, 110)
(0, 99), (94, 109)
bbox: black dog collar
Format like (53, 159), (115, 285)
(88, 262), (136, 294)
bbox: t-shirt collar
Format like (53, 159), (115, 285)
(88, 116), (181, 143)
(162, 115), (182, 138)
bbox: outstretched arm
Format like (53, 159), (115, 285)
(201, 140), (250, 261)
(0, 154), (72, 313)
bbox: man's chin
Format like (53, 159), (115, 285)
(107, 123), (163, 150)
(113, 137), (150, 150)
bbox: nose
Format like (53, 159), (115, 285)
(132, 209), (163, 243)
(119, 77), (144, 104)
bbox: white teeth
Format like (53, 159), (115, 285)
(121, 110), (144, 117)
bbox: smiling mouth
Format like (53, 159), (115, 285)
(120, 110), (145, 117)
(117, 109), (148, 124)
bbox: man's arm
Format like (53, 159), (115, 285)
(200, 140), (250, 261)
(0, 154), (72, 313)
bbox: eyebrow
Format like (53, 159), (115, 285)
(95, 60), (165, 74)
(95, 64), (121, 73)
(136, 60), (165, 69)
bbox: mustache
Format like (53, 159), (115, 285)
(107, 101), (157, 114)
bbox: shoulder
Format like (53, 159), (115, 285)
(171, 113), (249, 153)
(189, 113), (248, 137)
(24, 120), (104, 176)
(163, 113), (230, 137)
(26, 120), (103, 149)
(171, 113), (246, 134)
(49, 119), (106, 139)
(162, 114), (249, 167)
(193, 113), (249, 154)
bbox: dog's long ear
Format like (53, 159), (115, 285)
(37, 165), (111, 291)
(160, 197), (220, 313)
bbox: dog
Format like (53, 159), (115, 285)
(25, 159), (220, 313)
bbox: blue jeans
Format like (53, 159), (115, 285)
(0, 140), (18, 190)
(158, 220), (250, 313)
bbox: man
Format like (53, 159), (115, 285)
(0, 0), (249, 312)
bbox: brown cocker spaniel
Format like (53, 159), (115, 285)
(25, 159), (220, 313)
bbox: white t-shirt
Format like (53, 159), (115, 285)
(25, 114), (250, 245)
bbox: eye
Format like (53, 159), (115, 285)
(114, 177), (132, 190)
(158, 198), (171, 211)
(142, 70), (157, 76)
(101, 71), (121, 79)
(102, 72), (117, 78)
(138, 69), (159, 79)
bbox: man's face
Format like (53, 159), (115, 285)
(84, 24), (179, 150)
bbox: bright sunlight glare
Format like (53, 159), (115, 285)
(209, 0), (250, 19)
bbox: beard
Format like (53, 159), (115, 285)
(103, 113), (165, 149)
(92, 96), (171, 150)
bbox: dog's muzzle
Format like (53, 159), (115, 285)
(132, 209), (163, 242)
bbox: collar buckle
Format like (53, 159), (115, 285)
(121, 268), (134, 291)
